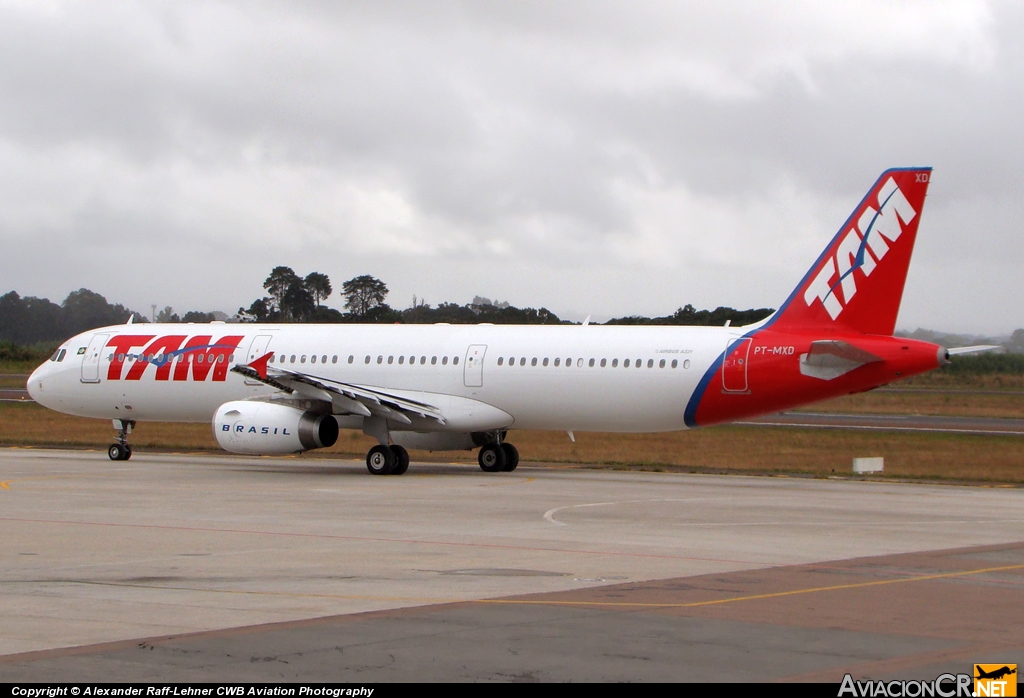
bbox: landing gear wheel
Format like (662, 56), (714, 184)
(366, 445), (395, 475)
(389, 445), (410, 475)
(478, 443), (507, 473)
(501, 443), (519, 472)
(109, 419), (135, 461)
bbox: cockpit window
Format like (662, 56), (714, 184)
(56, 348), (67, 362)
(50, 349), (60, 361)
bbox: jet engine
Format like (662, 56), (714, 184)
(213, 401), (339, 455)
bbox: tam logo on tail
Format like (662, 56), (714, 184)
(772, 167), (931, 336)
(804, 176), (919, 320)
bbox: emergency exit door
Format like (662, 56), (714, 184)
(80, 333), (110, 383)
(464, 345), (487, 387)
(722, 337), (751, 393)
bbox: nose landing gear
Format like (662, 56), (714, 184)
(108, 419), (135, 461)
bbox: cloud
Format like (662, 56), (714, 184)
(0, 0), (1019, 333)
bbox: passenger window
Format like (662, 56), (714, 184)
(290, 355), (296, 363)
(577, 358), (583, 367)
(322, 355), (328, 363)
(588, 358), (595, 367)
(509, 357), (515, 365)
(311, 355), (317, 363)
(623, 359), (630, 368)
(453, 356), (459, 365)
(301, 355), (307, 363)
(647, 359), (653, 368)
(420, 356), (426, 365)
(345, 356), (351, 364)
(377, 355), (383, 364)
(554, 358), (560, 367)
(671, 359), (678, 368)
(431, 356), (437, 365)
(365, 355), (370, 364)
(600, 358), (607, 367)
(442, 356), (448, 365)
(636, 358), (641, 368)
(217, 354), (224, 363)
(399, 356), (405, 364)
(684, 359), (690, 369)
(498, 357), (504, 366)
(543, 358), (549, 366)
(520, 357), (526, 366)
(388, 356), (394, 364)
(659, 359), (666, 368)
(530, 358), (537, 366)
(612, 359), (618, 367)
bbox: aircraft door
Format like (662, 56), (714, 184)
(243, 334), (273, 385)
(722, 337), (751, 393)
(81, 333), (111, 383)
(464, 345), (487, 387)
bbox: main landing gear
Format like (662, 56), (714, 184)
(362, 441), (518, 475)
(478, 442), (519, 473)
(108, 419), (135, 461)
(365, 444), (410, 476)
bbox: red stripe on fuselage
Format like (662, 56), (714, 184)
(691, 330), (941, 426)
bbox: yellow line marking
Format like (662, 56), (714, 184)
(473, 562), (1024, 609)
(0, 470), (131, 490)
(481, 476), (534, 487)
(59, 562), (1024, 608)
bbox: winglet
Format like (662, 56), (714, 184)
(248, 352), (274, 379)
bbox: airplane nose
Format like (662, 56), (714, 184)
(26, 364), (47, 403)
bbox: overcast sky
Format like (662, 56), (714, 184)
(1, 1), (1020, 334)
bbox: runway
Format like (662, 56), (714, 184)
(1, 448), (1022, 682)
(740, 411), (1024, 435)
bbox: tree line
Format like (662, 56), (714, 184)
(4, 268), (1024, 374)
(0, 288), (145, 346)
(238, 266), (776, 328)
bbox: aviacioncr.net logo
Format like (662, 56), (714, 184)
(839, 673), (972, 697)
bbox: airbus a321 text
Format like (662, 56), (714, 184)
(28, 168), (976, 475)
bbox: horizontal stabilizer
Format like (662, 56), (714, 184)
(799, 340), (883, 381)
(947, 345), (1001, 356)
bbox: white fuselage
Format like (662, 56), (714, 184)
(28, 322), (737, 434)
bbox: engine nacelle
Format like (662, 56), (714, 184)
(213, 401), (339, 455)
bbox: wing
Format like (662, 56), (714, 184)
(231, 357), (446, 427)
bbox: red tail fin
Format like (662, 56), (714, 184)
(769, 168), (932, 336)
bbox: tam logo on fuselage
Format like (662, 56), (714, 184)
(803, 177), (917, 320)
(104, 334), (244, 382)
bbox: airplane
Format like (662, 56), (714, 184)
(27, 167), (974, 475)
(975, 666), (1017, 681)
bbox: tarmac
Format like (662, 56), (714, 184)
(1, 448), (1022, 682)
